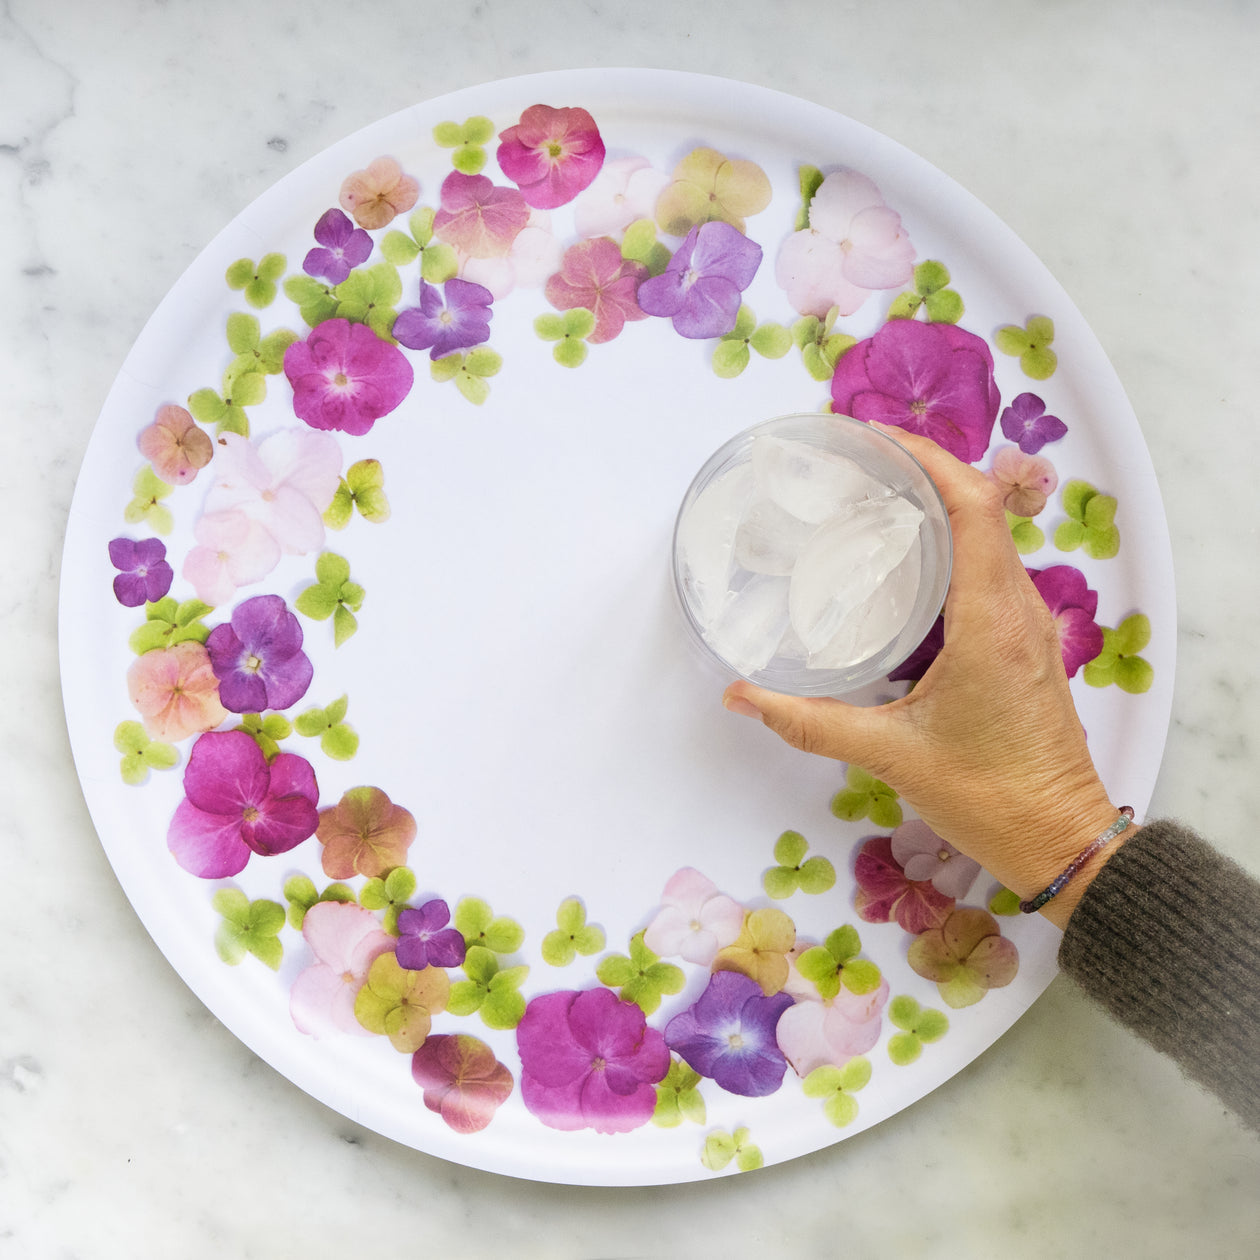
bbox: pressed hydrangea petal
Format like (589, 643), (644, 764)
(243, 791), (319, 857)
(807, 169), (885, 238)
(167, 796), (251, 878)
(181, 729), (268, 815)
(841, 205), (915, 288)
(689, 220), (762, 291)
(516, 991), (598, 1087)
(411, 1034), (513, 1134)
(520, 1071), (587, 1131)
(126, 641), (227, 743)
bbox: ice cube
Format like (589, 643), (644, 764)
(704, 574), (792, 676)
(807, 536), (922, 668)
(733, 497), (818, 575)
(751, 435), (888, 524)
(677, 463), (753, 624)
(789, 495), (924, 654)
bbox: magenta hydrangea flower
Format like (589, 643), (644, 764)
(543, 237), (649, 343)
(167, 729), (319, 877)
(396, 899), (466, 970)
(664, 970), (794, 1098)
(108, 537), (173, 607)
(303, 208), (373, 285)
(830, 319), (1001, 463)
(497, 103), (605, 209)
(1027, 565), (1105, 676)
(283, 318), (413, 436)
(206, 594), (312, 713)
(636, 220), (762, 339)
(392, 278), (493, 359)
(1000, 391), (1067, 455)
(516, 987), (669, 1133)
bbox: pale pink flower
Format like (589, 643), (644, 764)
(201, 429), (341, 556)
(338, 156), (419, 229)
(182, 509), (282, 606)
(138, 404), (213, 485)
(988, 445), (1058, 518)
(776, 169), (915, 317)
(573, 156), (670, 238)
(775, 973), (890, 1077)
(290, 901), (393, 1038)
(890, 819), (983, 900)
(459, 209), (562, 299)
(126, 641), (227, 742)
(642, 867), (744, 965)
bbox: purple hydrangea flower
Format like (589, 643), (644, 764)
(392, 278), (494, 360)
(396, 898), (466, 970)
(206, 594), (313, 713)
(664, 969), (794, 1097)
(167, 729), (319, 877)
(1000, 391), (1067, 455)
(636, 220), (762, 339)
(303, 208), (373, 285)
(830, 318), (1001, 464)
(108, 537), (173, 607)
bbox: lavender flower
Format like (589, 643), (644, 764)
(393, 278), (494, 359)
(665, 969), (793, 1097)
(636, 221), (762, 339)
(1000, 392), (1067, 455)
(396, 898), (467, 970)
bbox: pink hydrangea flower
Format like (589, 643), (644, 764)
(988, 445), (1058, 517)
(776, 169), (915, 317)
(182, 509), (282, 607)
(544, 237), (649, 343)
(138, 404), (213, 485)
(776, 962), (889, 1077)
(496, 104), (605, 209)
(890, 819), (982, 901)
(201, 428), (342, 555)
(126, 641), (227, 743)
(573, 156), (670, 238)
(283, 318), (414, 436)
(642, 867), (744, 965)
(290, 901), (394, 1038)
(854, 834), (954, 934)
(167, 729), (319, 878)
(830, 318), (1001, 463)
(432, 171), (530, 259)
(338, 156), (419, 230)
(1027, 565), (1105, 677)
(410, 1033), (514, 1134)
(516, 987), (669, 1133)
(456, 208), (562, 299)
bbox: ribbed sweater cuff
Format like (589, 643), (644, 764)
(1058, 819), (1260, 1132)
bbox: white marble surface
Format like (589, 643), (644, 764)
(4, 0), (1259, 1255)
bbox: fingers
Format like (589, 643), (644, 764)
(868, 423), (1027, 604)
(723, 680), (897, 770)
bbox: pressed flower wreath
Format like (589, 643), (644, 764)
(101, 99), (1156, 1171)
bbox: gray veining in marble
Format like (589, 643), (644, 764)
(3, 0), (1258, 1256)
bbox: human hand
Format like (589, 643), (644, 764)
(722, 425), (1130, 929)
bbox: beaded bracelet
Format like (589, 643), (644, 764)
(1019, 807), (1135, 913)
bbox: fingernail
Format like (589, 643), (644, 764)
(723, 694), (764, 721)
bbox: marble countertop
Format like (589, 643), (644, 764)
(4, 0), (1258, 1256)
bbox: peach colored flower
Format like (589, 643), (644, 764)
(126, 641), (227, 742)
(988, 445), (1058, 517)
(339, 156), (420, 229)
(137, 404), (213, 485)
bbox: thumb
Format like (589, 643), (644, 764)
(722, 680), (897, 770)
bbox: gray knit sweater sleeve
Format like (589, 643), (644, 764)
(1058, 819), (1260, 1132)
